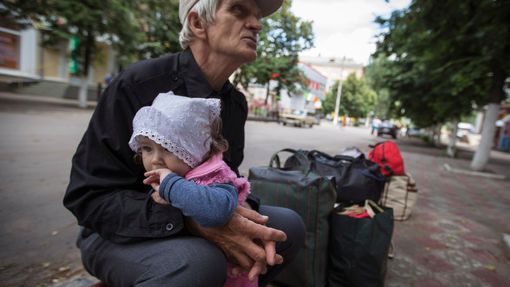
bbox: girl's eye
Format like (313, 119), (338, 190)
(141, 145), (152, 152)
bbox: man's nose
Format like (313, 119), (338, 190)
(248, 15), (262, 33)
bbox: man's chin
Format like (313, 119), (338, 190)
(241, 50), (257, 63)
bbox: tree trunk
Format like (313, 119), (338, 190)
(78, 77), (88, 108)
(470, 103), (500, 171)
(446, 121), (458, 158)
(264, 82), (270, 105)
(470, 64), (506, 171)
(78, 29), (94, 108)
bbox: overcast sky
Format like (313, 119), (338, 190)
(291, 0), (411, 65)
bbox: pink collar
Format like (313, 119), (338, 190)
(185, 153), (224, 180)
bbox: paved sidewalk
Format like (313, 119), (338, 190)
(384, 139), (510, 287)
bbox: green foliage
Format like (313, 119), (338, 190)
(364, 54), (393, 119)
(3, 0), (181, 75)
(323, 73), (377, 118)
(233, 0), (314, 101)
(373, 0), (510, 128)
(135, 0), (181, 58)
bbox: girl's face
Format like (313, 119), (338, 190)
(138, 136), (191, 176)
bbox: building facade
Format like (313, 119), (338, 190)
(0, 25), (117, 99)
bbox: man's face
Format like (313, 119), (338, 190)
(206, 0), (263, 63)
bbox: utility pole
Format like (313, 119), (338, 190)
(333, 57), (345, 127)
(332, 79), (343, 126)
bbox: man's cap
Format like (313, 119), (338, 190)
(179, 0), (284, 25)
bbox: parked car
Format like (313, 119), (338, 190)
(377, 122), (399, 139)
(406, 127), (425, 137)
(456, 122), (475, 138)
(279, 110), (319, 128)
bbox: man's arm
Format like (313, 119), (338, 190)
(63, 76), (184, 243)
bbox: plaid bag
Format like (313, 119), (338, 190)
(379, 173), (418, 221)
(249, 149), (336, 287)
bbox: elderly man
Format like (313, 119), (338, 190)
(63, 0), (306, 286)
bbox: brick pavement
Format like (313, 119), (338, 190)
(384, 139), (510, 287)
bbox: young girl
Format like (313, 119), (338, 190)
(129, 91), (257, 287)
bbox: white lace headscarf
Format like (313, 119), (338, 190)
(129, 91), (221, 168)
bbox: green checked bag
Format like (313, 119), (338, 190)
(248, 149), (337, 287)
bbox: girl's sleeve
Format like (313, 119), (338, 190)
(159, 174), (238, 227)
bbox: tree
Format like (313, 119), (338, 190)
(364, 54), (394, 119)
(233, 0), (314, 104)
(135, 0), (181, 59)
(322, 74), (377, 118)
(374, 0), (510, 170)
(0, 0), (169, 107)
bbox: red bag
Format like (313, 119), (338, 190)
(368, 141), (405, 176)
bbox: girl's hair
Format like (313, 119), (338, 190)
(179, 0), (219, 49)
(134, 117), (229, 166)
(204, 117), (229, 160)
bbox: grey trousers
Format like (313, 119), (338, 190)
(78, 205), (305, 287)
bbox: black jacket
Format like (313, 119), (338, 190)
(64, 49), (249, 243)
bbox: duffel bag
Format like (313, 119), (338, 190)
(328, 200), (394, 287)
(284, 149), (386, 204)
(249, 149), (336, 287)
(380, 173), (418, 221)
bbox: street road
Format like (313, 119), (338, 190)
(0, 98), (384, 286)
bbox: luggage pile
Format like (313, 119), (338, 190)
(248, 140), (418, 287)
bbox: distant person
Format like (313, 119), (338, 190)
(103, 73), (113, 86)
(371, 117), (382, 135)
(130, 92), (257, 286)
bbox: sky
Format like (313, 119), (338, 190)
(291, 0), (411, 65)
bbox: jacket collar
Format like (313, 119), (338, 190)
(179, 49), (233, 100)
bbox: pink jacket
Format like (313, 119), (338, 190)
(185, 154), (257, 287)
(185, 154), (250, 205)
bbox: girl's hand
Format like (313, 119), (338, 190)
(143, 168), (173, 205)
(150, 190), (169, 205)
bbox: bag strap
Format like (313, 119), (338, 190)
(269, 148), (311, 174)
(365, 199), (384, 218)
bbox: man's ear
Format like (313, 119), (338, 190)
(188, 11), (207, 40)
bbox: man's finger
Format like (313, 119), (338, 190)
(236, 237), (266, 263)
(248, 260), (267, 281)
(236, 206), (268, 225)
(264, 241), (276, 265)
(239, 219), (287, 242)
(274, 254), (284, 265)
(227, 247), (254, 271)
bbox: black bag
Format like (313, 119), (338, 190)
(249, 149), (336, 287)
(328, 201), (394, 287)
(284, 149), (386, 204)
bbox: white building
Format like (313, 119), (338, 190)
(299, 55), (364, 91)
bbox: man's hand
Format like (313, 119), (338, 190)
(186, 205), (287, 279)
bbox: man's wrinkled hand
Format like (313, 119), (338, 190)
(186, 205), (287, 277)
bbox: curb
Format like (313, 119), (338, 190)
(443, 163), (507, 180)
(503, 234), (510, 259)
(0, 92), (97, 109)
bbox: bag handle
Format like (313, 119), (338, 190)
(365, 199), (384, 218)
(269, 148), (312, 174)
(309, 150), (360, 164)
